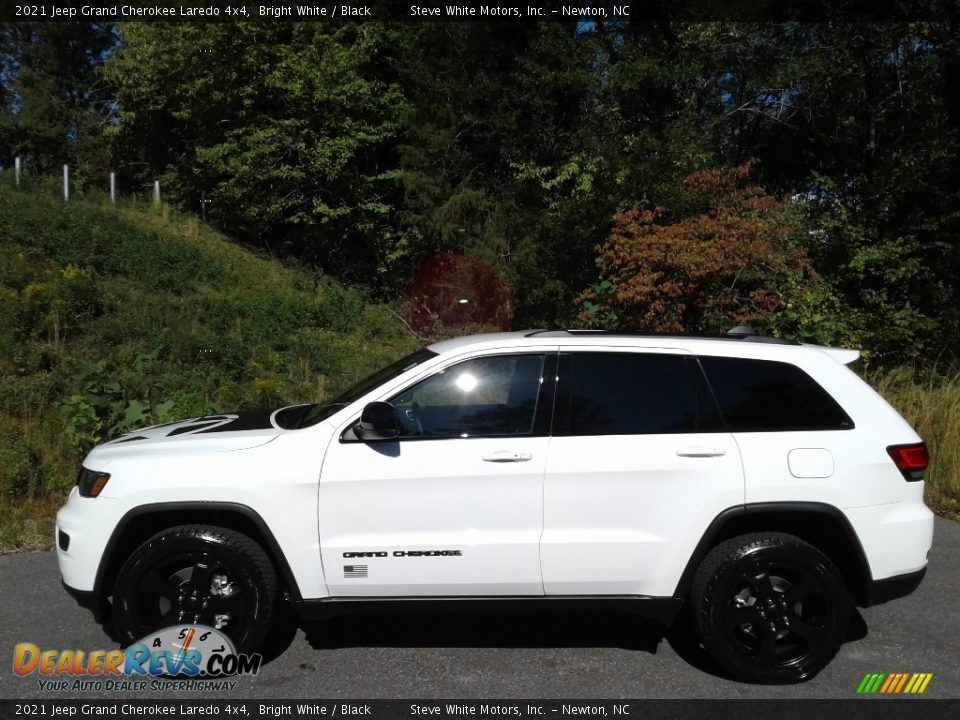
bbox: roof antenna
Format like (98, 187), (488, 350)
(727, 325), (757, 336)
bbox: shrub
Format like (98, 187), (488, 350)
(0, 434), (36, 500)
(577, 166), (851, 339)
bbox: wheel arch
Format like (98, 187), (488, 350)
(675, 502), (873, 606)
(93, 502), (302, 616)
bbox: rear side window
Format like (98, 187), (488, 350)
(699, 356), (853, 432)
(555, 353), (722, 436)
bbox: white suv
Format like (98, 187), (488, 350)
(56, 329), (934, 683)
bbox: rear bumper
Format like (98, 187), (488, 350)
(843, 483), (934, 582)
(865, 566), (927, 607)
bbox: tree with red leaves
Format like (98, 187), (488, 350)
(578, 166), (822, 335)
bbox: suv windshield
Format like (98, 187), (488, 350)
(294, 348), (437, 428)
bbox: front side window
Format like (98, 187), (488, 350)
(389, 354), (547, 438)
(554, 352), (718, 436)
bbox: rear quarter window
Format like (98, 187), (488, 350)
(699, 356), (853, 432)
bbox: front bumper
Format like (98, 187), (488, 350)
(55, 486), (119, 594)
(61, 578), (105, 622)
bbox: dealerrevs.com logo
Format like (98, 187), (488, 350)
(13, 625), (261, 691)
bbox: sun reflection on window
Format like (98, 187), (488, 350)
(455, 373), (478, 392)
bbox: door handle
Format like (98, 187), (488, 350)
(676, 446), (727, 458)
(482, 451), (533, 463)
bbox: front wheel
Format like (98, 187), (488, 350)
(689, 532), (850, 683)
(111, 525), (278, 653)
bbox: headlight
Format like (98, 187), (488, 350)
(77, 468), (110, 498)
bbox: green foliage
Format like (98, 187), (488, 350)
(58, 361), (174, 452)
(0, 23), (115, 179)
(577, 166), (845, 337)
(683, 23), (960, 362)
(4, 21), (960, 362)
(0, 431), (36, 500)
(768, 276), (861, 350)
(392, 24), (703, 326)
(873, 368), (960, 520)
(578, 280), (620, 329)
(0, 185), (419, 546)
(8, 18), (960, 549)
(101, 23), (405, 278)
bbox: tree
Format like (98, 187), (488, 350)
(577, 166), (834, 337)
(393, 22), (704, 326)
(102, 23), (405, 278)
(679, 22), (960, 359)
(0, 23), (115, 179)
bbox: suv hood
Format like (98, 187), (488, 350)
(88, 409), (295, 462)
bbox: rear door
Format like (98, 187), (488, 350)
(541, 348), (745, 597)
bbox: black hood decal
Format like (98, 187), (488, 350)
(195, 410), (278, 434)
(168, 421), (221, 436)
(109, 435), (148, 444)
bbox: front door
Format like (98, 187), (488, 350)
(318, 351), (557, 597)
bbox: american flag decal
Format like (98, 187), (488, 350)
(344, 565), (368, 578)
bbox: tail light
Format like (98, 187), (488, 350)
(887, 443), (928, 481)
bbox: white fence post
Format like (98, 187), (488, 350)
(63, 165), (69, 202)
(14, 157), (20, 188)
(153, 180), (160, 205)
(110, 172), (116, 203)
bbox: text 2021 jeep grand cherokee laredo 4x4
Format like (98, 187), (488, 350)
(56, 329), (934, 683)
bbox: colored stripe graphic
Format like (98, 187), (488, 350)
(906, 673), (933, 694)
(893, 673), (909, 693)
(857, 672), (932, 694)
(857, 673), (886, 693)
(879, 674), (896, 693)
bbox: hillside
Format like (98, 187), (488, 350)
(0, 184), (419, 551)
(1, 184), (959, 554)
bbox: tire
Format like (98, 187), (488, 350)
(689, 532), (850, 684)
(111, 525), (278, 654)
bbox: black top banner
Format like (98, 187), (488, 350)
(5, 0), (960, 23)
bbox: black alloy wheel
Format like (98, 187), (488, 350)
(112, 525), (277, 653)
(690, 532), (850, 683)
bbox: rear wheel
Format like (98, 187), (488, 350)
(111, 525), (277, 653)
(689, 532), (850, 683)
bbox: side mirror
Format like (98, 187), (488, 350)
(356, 401), (400, 441)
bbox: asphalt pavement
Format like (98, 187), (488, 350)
(0, 517), (957, 701)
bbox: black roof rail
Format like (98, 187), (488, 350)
(523, 328), (797, 345)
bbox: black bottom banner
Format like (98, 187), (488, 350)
(1, 699), (957, 720)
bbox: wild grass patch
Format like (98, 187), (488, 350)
(0, 185), (418, 551)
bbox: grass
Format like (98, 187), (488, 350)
(872, 369), (960, 521)
(0, 181), (419, 552)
